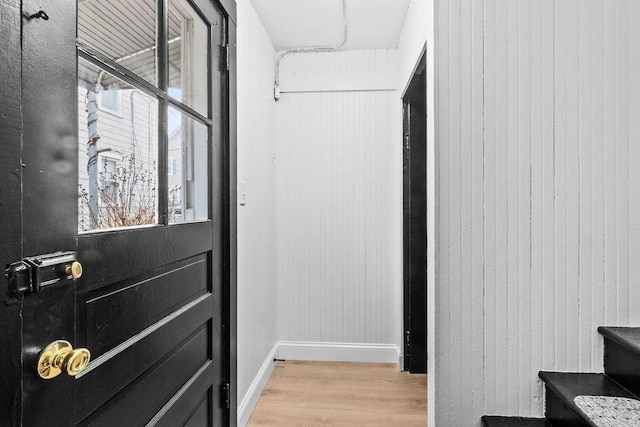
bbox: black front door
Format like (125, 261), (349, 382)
(0, 0), (236, 425)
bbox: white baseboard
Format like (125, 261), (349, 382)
(237, 343), (277, 427)
(277, 341), (400, 364)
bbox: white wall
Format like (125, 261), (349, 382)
(396, 3), (436, 425)
(278, 49), (398, 94)
(236, 0), (277, 419)
(434, 0), (640, 425)
(397, 0), (428, 92)
(275, 49), (403, 354)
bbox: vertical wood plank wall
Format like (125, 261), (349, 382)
(435, 0), (640, 424)
(236, 0), (277, 405)
(275, 50), (403, 349)
(397, 2), (437, 424)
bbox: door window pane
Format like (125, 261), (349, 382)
(168, 0), (209, 116)
(78, 0), (158, 85)
(168, 107), (208, 223)
(78, 58), (159, 232)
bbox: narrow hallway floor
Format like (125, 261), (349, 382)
(248, 361), (427, 426)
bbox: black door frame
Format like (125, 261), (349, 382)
(224, 2), (238, 424)
(402, 50), (427, 374)
(0, 0), (237, 424)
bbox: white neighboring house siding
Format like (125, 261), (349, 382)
(77, 85), (159, 230)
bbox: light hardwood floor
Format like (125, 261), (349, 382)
(248, 361), (427, 426)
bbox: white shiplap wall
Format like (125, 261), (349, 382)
(236, 0), (277, 413)
(275, 50), (403, 351)
(279, 49), (398, 94)
(435, 0), (640, 424)
(397, 3), (436, 424)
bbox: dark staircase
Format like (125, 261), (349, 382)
(481, 327), (640, 426)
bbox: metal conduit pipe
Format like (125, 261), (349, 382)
(273, 0), (348, 101)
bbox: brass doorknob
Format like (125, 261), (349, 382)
(64, 261), (83, 279)
(36, 340), (91, 379)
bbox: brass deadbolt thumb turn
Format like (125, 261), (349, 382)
(65, 261), (83, 280)
(37, 340), (91, 379)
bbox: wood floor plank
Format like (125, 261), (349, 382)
(248, 361), (427, 426)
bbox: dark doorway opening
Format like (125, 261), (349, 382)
(402, 51), (427, 374)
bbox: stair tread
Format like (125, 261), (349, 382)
(598, 326), (640, 355)
(539, 372), (638, 425)
(481, 415), (548, 426)
(539, 372), (637, 400)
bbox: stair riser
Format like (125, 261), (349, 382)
(544, 386), (589, 427)
(481, 416), (549, 426)
(603, 338), (640, 398)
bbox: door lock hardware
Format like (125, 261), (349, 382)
(5, 251), (82, 297)
(64, 261), (83, 280)
(36, 340), (91, 379)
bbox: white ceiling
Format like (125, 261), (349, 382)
(250, 0), (412, 50)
